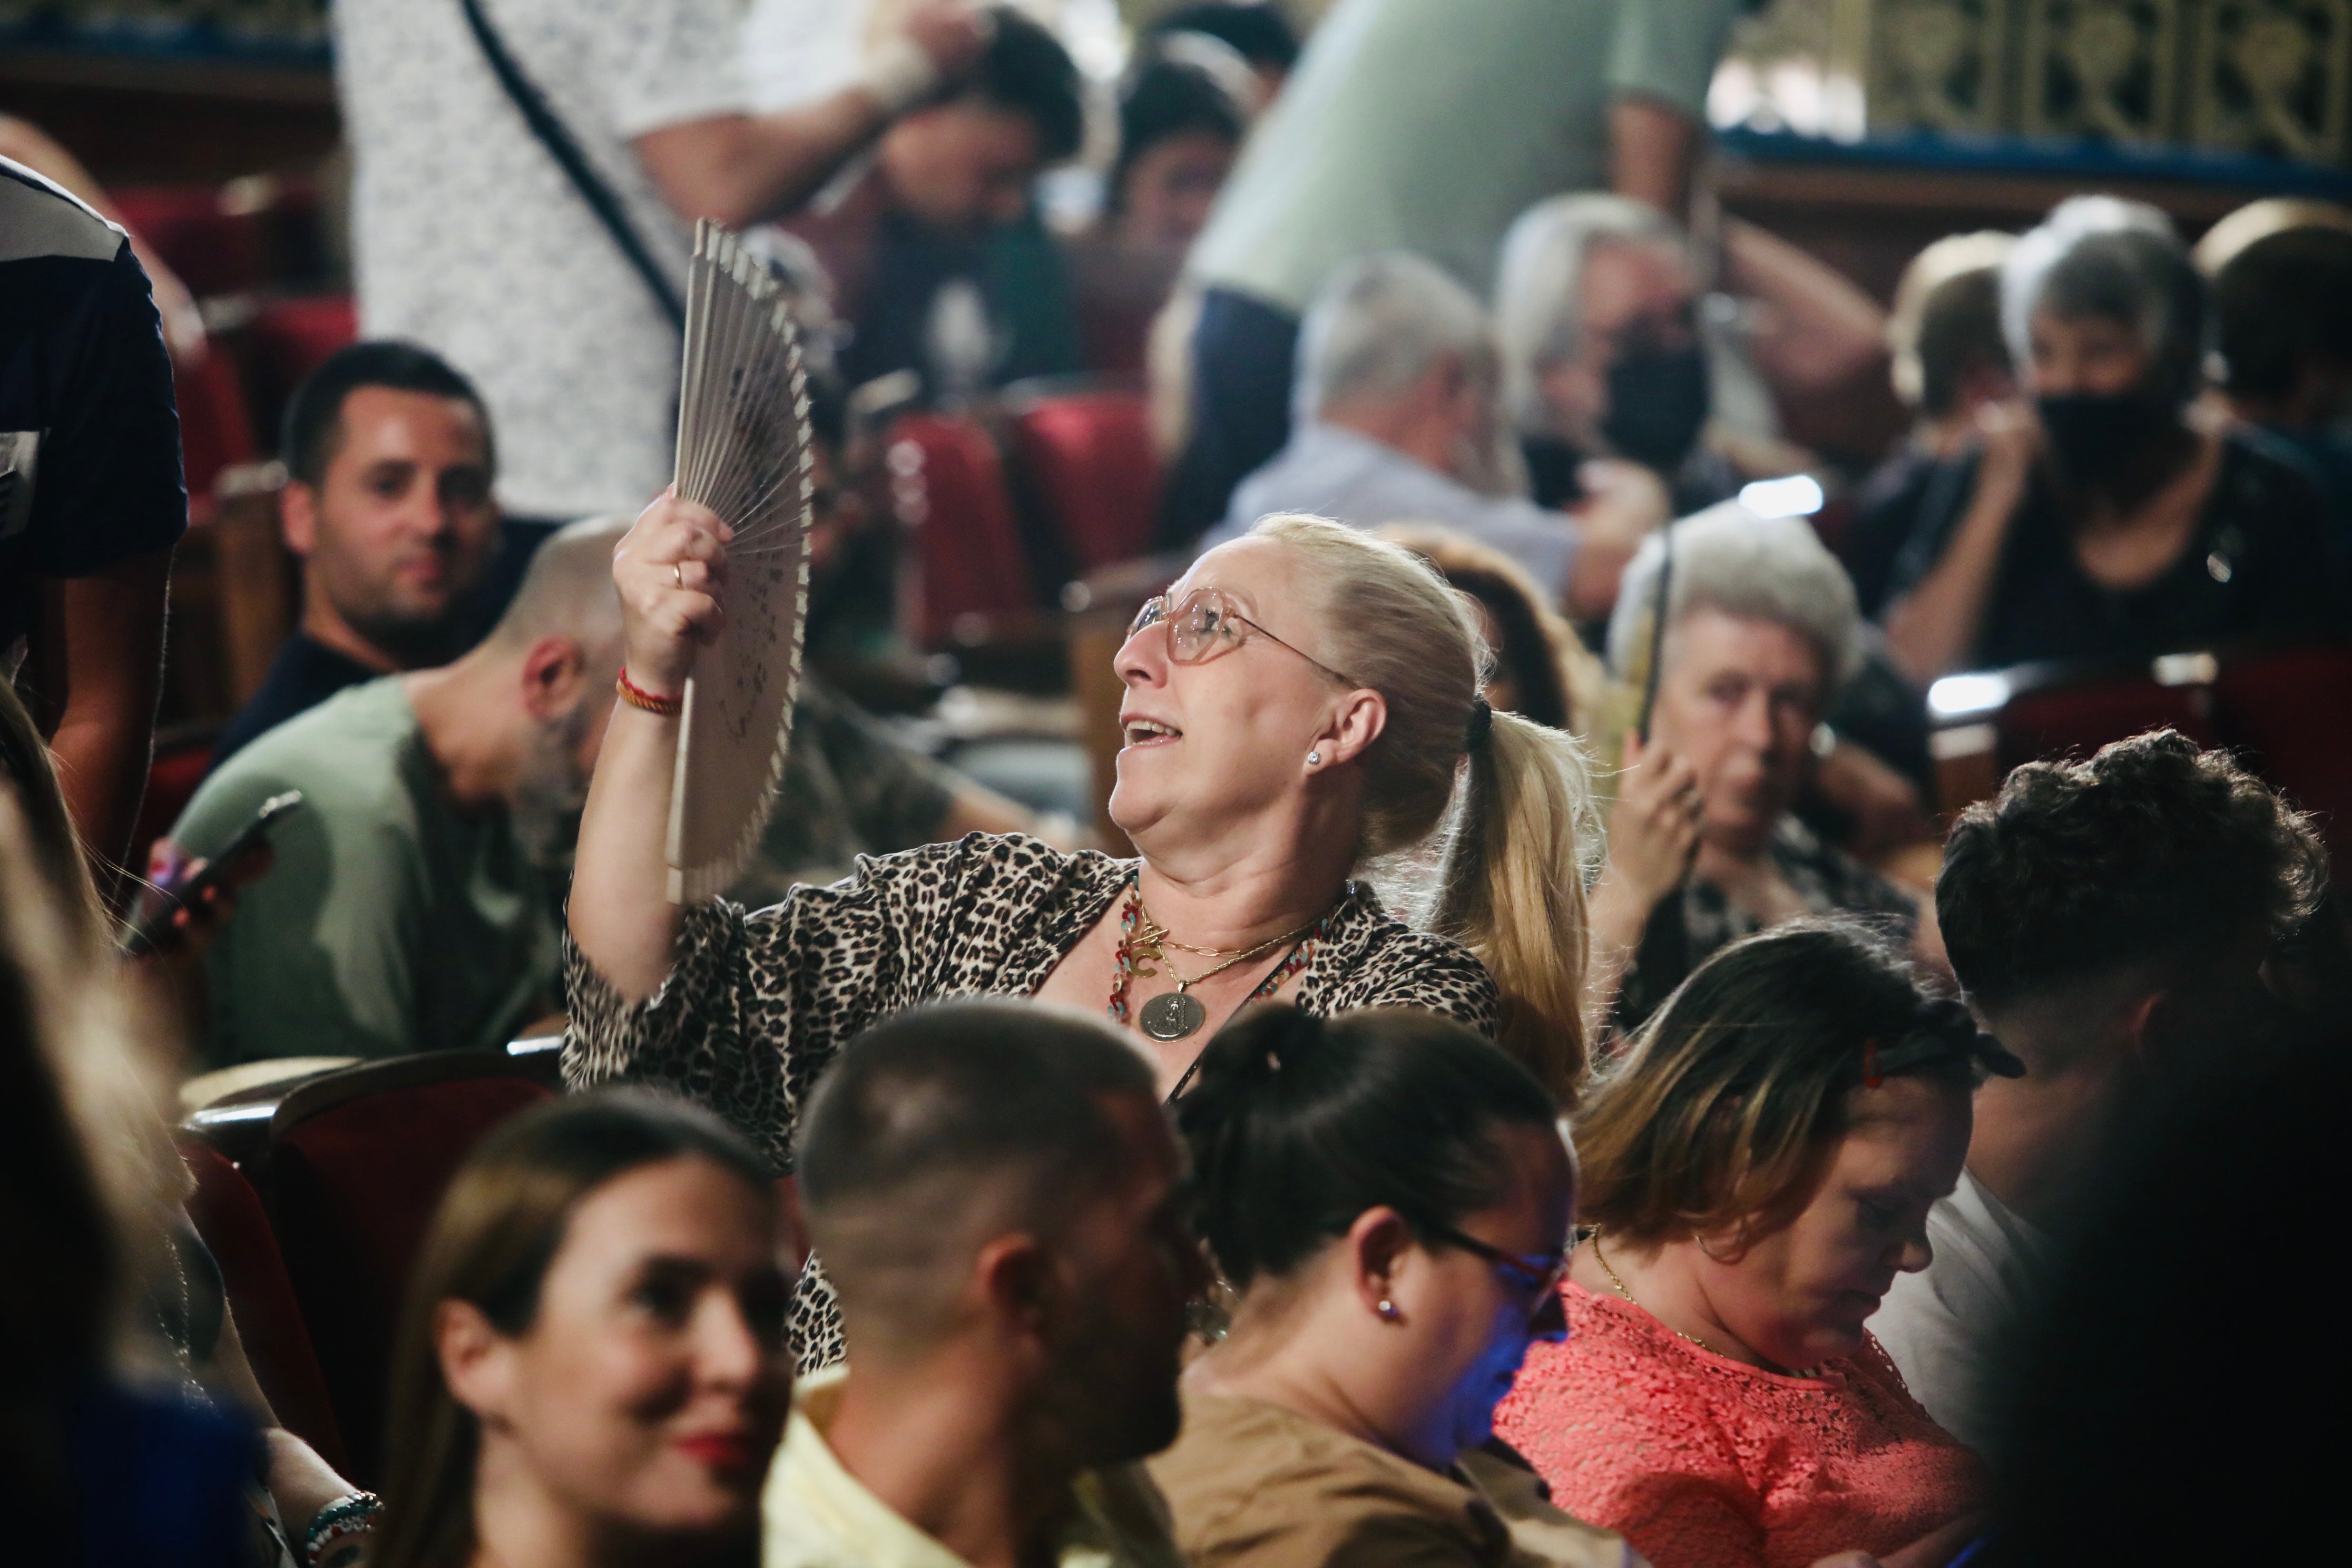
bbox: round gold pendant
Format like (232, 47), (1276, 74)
(1140, 990), (1207, 1041)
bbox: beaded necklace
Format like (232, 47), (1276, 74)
(1107, 876), (1342, 1081)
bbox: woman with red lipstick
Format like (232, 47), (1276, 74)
(371, 1091), (793, 1568)
(1493, 923), (2017, 1568)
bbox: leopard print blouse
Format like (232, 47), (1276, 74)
(563, 831), (1499, 1370)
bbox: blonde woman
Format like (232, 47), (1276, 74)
(569, 503), (1599, 1369)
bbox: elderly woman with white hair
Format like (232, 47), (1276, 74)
(1588, 504), (1918, 1035)
(1884, 196), (2333, 681)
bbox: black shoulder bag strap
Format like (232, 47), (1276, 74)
(456, 0), (688, 332)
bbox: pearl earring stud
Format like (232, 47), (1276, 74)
(1307, 750), (1321, 765)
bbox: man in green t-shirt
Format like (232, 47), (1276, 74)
(170, 515), (629, 1066)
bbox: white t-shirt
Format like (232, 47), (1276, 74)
(336, 0), (748, 520)
(1867, 1168), (2053, 1456)
(741, 0), (870, 112)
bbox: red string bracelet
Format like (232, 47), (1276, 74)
(615, 668), (683, 717)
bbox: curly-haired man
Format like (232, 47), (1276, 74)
(1869, 728), (2326, 1453)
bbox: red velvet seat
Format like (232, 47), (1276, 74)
(1996, 677), (2218, 773)
(886, 412), (1039, 649)
(180, 1138), (348, 1474)
(1006, 390), (1162, 572)
(263, 1055), (552, 1484)
(111, 185), (269, 298)
(248, 295), (359, 397)
(133, 731), (216, 871)
(2217, 647), (2352, 859)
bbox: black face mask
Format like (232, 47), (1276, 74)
(2035, 390), (2176, 487)
(1603, 342), (1711, 473)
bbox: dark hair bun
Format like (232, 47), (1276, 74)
(1175, 1005), (1556, 1288)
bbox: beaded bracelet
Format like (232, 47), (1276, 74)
(304, 1491), (383, 1567)
(616, 668), (684, 717)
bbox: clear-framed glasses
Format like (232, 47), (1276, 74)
(1128, 586), (1358, 686)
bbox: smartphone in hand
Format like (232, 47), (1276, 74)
(121, 790), (303, 958)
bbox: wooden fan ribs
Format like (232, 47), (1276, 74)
(664, 220), (815, 903)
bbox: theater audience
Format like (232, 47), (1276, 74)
(372, 1091), (791, 1568)
(2211, 222), (2352, 593)
(1206, 255), (1654, 619)
(1152, 1005), (1640, 1568)
(770, 1000), (1195, 1568)
(1148, 2), (1300, 111)
(1376, 525), (1610, 742)
(1868, 731), (2324, 1454)
(1884, 198), (2333, 680)
(336, 0), (985, 525)
(570, 508), (1597, 1363)
(1161, 0), (1744, 541)
(208, 342), (504, 774)
(781, 11), (1085, 401)
(2, 151), (184, 898)
(1844, 233), (2017, 619)
(1592, 507), (1919, 1036)
(1066, 44), (1249, 376)
(172, 516), (630, 1067)
(1496, 923), (2012, 1568)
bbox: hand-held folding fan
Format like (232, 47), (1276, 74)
(664, 220), (815, 903)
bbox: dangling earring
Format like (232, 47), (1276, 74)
(1376, 1299), (1400, 1321)
(1306, 750), (1321, 766)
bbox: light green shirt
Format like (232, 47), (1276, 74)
(765, 1367), (1184, 1568)
(1189, 0), (1741, 310)
(174, 677), (562, 1067)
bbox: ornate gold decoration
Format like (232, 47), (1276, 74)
(2191, 0), (2352, 160)
(2023, 0), (2185, 142)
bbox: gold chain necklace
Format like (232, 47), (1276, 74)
(1589, 1231), (1722, 1356)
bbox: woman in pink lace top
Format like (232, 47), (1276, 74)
(1496, 923), (2020, 1568)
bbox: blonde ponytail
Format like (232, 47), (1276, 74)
(1246, 514), (1602, 1102)
(1430, 710), (1599, 1102)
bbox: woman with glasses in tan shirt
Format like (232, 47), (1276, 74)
(1149, 1005), (1641, 1568)
(566, 505), (1598, 1369)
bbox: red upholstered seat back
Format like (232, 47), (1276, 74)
(1996, 677), (2218, 773)
(2218, 648), (2352, 860)
(112, 185), (270, 297)
(135, 733), (214, 873)
(1008, 390), (1162, 572)
(180, 1138), (347, 1473)
(887, 413), (1038, 649)
(268, 1073), (551, 1484)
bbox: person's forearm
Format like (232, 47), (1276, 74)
(638, 89), (894, 229)
(1721, 219), (1887, 398)
(569, 699), (687, 1001)
(48, 553), (172, 901)
(1883, 475), (2021, 683)
(1610, 96), (1702, 216)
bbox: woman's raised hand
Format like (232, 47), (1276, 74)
(1605, 729), (1703, 914)
(612, 489), (732, 696)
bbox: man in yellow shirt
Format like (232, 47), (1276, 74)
(765, 1001), (1203, 1568)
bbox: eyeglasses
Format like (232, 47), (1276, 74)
(1422, 1219), (1567, 1304)
(1128, 586), (1358, 687)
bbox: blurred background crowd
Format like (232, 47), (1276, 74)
(4, 0), (2350, 1565)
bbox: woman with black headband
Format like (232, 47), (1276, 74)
(1495, 921), (2018, 1568)
(568, 507), (1598, 1370)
